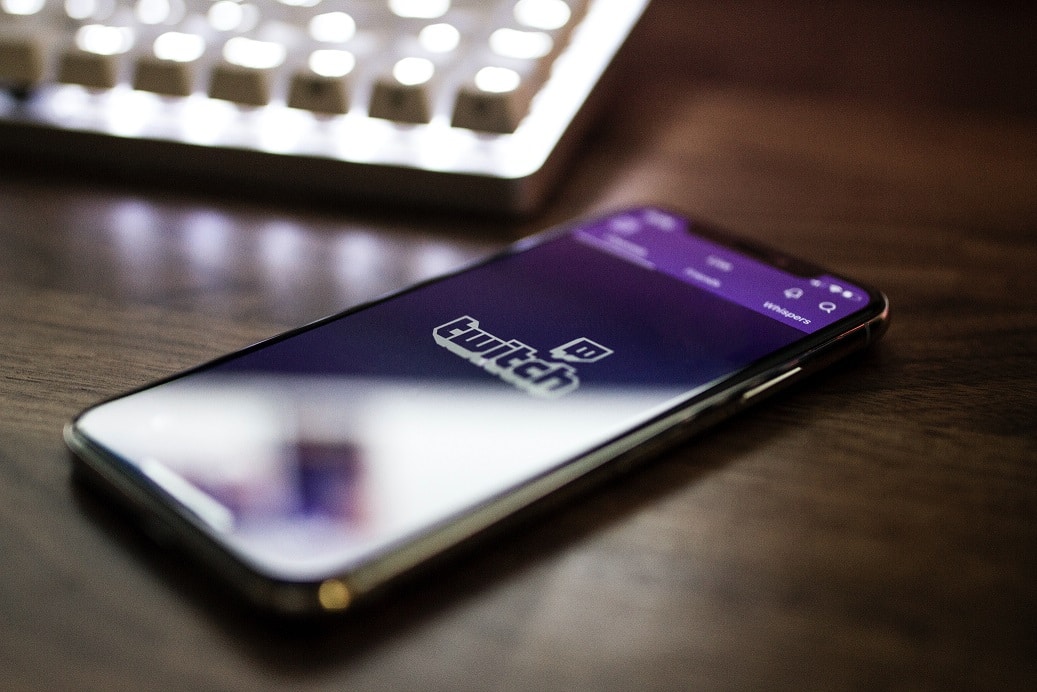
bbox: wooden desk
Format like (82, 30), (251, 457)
(2, 2), (1034, 688)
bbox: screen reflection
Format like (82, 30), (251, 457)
(78, 375), (683, 579)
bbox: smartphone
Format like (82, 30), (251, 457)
(65, 206), (889, 615)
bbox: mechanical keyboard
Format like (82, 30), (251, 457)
(0, 0), (649, 212)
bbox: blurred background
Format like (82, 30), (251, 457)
(1, 1), (1035, 689)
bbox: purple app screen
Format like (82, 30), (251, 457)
(77, 207), (877, 579)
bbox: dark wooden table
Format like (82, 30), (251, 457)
(2, 2), (1035, 689)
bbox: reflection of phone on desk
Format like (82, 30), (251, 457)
(65, 207), (889, 615)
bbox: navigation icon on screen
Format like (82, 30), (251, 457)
(609, 215), (640, 235)
(819, 302), (837, 313)
(784, 287), (803, 299)
(643, 208), (679, 231)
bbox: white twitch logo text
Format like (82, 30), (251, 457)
(433, 316), (613, 398)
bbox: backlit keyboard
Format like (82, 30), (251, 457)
(0, 0), (649, 212)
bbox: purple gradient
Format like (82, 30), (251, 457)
(573, 208), (867, 333)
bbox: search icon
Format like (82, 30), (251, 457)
(819, 302), (837, 313)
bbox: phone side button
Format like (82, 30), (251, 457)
(741, 367), (803, 402)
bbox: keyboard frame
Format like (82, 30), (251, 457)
(0, 0), (650, 214)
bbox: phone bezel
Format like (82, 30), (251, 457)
(65, 206), (890, 615)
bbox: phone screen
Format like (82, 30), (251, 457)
(72, 207), (883, 587)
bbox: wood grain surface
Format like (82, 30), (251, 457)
(1, 1), (1035, 689)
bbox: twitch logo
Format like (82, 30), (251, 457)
(550, 338), (614, 363)
(433, 316), (613, 398)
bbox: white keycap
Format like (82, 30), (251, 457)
(417, 22), (460, 54)
(489, 27), (555, 61)
(451, 65), (532, 133)
(208, 63), (275, 106)
(133, 32), (205, 96)
(502, 0), (586, 65)
(0, 0), (47, 15)
(58, 24), (134, 89)
(288, 72), (350, 114)
(485, 27), (556, 90)
(208, 37), (286, 106)
(0, 30), (46, 86)
(58, 49), (121, 88)
(513, 0), (575, 31)
(133, 56), (195, 96)
(308, 11), (357, 43)
(389, 0), (450, 20)
(287, 48), (355, 115)
(368, 57), (434, 124)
